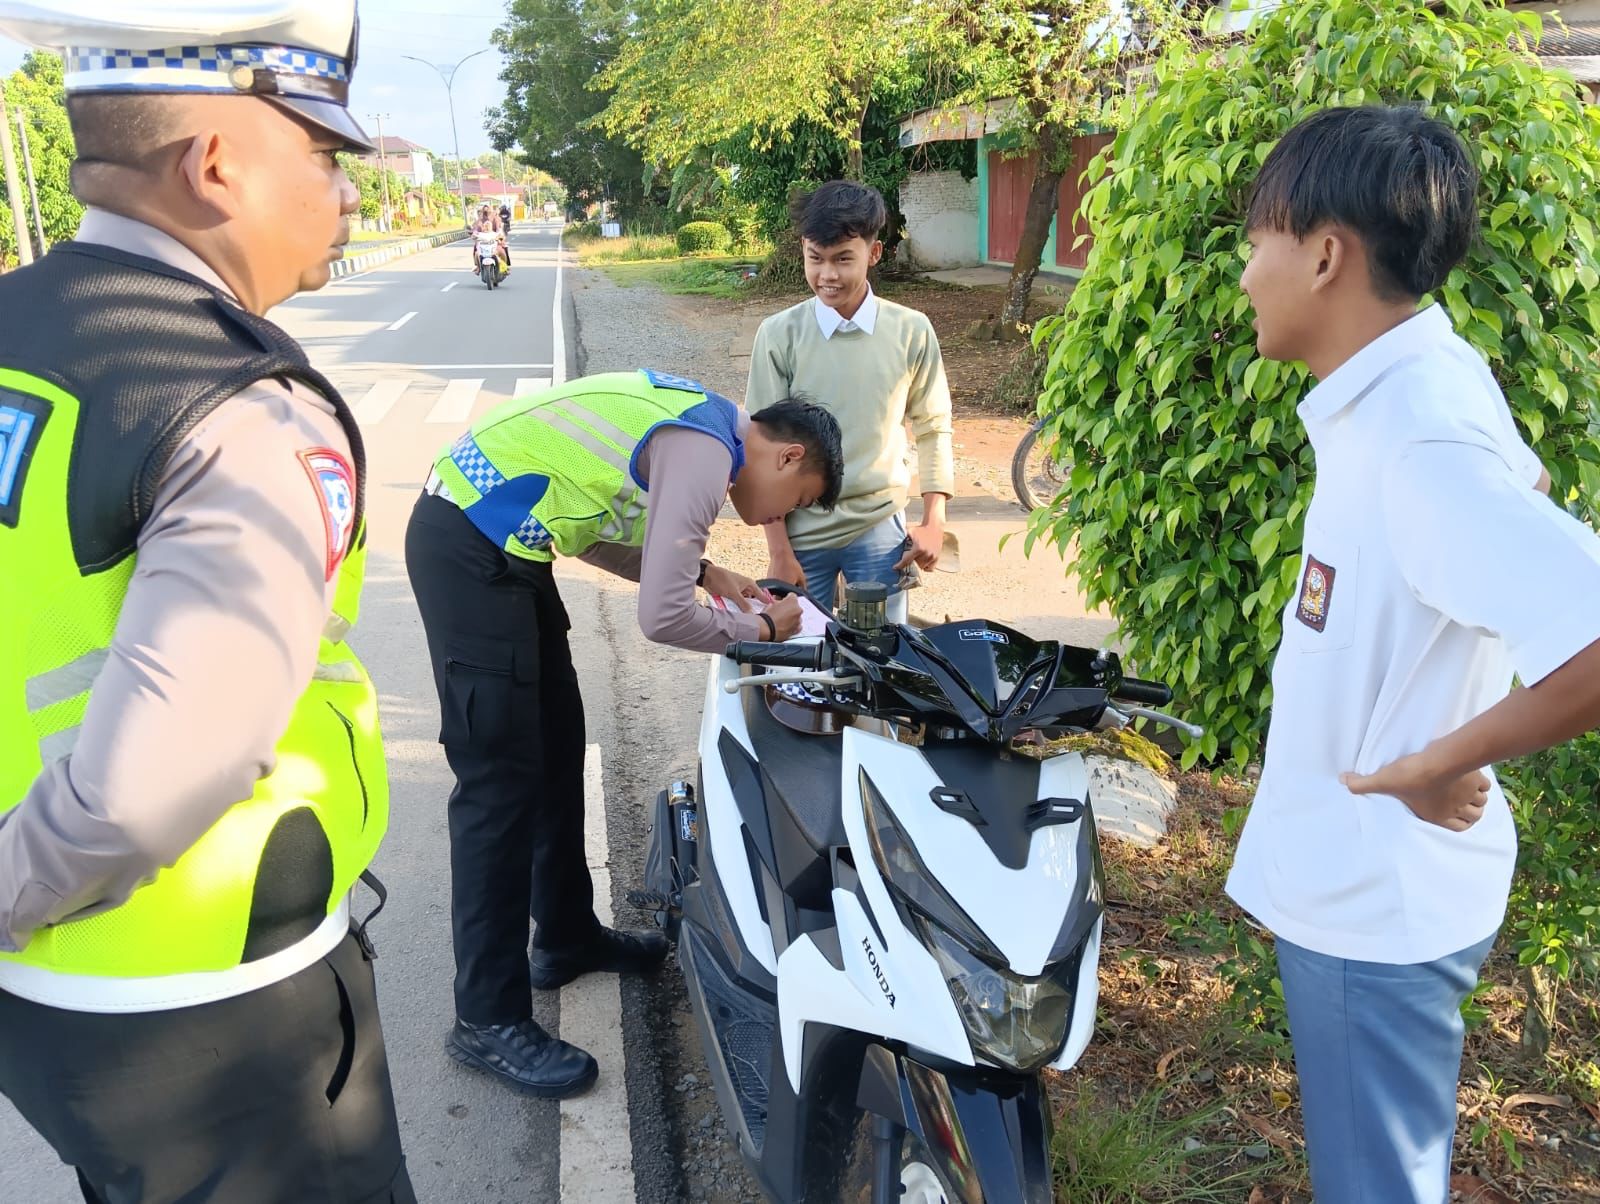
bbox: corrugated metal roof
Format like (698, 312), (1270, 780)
(1541, 21), (1600, 55)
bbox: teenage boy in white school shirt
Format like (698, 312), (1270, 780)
(1226, 104), (1600, 1203)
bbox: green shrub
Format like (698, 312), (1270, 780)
(1501, 733), (1600, 985)
(567, 219), (602, 241)
(1031, 0), (1600, 769)
(675, 220), (732, 254)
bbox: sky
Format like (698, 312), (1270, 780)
(0, 0), (514, 161)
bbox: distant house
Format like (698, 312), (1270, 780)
(895, 102), (1113, 275)
(897, 2), (1600, 275)
(460, 167), (520, 210)
(353, 136), (435, 189)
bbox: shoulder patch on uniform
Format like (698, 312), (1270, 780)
(1296, 555), (1336, 633)
(641, 369), (704, 393)
(298, 448), (356, 581)
(0, 389), (50, 530)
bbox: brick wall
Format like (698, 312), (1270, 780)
(899, 170), (980, 270)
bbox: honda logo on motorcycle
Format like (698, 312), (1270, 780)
(861, 937), (896, 1007)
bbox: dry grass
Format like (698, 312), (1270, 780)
(1054, 766), (1600, 1203)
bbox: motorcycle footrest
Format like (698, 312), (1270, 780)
(625, 889), (677, 912)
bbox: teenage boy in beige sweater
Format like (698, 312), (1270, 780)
(746, 181), (954, 621)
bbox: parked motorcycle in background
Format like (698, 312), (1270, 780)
(632, 580), (1200, 1203)
(1011, 417), (1071, 513)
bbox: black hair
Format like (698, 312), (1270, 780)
(751, 399), (845, 510)
(1245, 105), (1479, 300)
(66, 93), (183, 174)
(790, 180), (887, 247)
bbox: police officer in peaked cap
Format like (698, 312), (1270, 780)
(0, 3), (413, 1199)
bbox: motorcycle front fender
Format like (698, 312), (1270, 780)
(858, 1046), (1054, 1204)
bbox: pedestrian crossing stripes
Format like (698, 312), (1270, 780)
(344, 376), (554, 427)
(425, 379), (484, 425)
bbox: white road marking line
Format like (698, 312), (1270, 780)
(513, 376), (552, 398)
(387, 311), (418, 331)
(352, 379), (409, 425)
(552, 232), (567, 386)
(559, 745), (634, 1204)
(424, 378), (484, 424)
(441, 281), (459, 293)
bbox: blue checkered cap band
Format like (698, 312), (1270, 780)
(66, 41), (349, 87)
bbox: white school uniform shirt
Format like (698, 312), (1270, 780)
(814, 286), (879, 338)
(1226, 304), (1600, 965)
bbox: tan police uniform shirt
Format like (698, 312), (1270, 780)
(0, 210), (353, 953)
(574, 416), (768, 654)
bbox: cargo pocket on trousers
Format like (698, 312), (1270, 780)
(439, 654), (520, 751)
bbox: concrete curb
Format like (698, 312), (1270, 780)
(329, 228), (469, 279)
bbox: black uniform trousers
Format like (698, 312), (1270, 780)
(404, 491), (600, 1024)
(0, 929), (413, 1204)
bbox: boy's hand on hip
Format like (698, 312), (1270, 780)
(767, 551), (806, 590)
(1342, 752), (1490, 832)
(896, 521), (944, 572)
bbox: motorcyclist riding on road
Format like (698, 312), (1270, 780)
(468, 205), (507, 275)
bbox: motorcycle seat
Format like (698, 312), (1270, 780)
(741, 680), (847, 855)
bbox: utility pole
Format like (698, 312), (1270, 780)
(16, 108), (46, 256)
(0, 80), (33, 267)
(371, 112), (393, 232)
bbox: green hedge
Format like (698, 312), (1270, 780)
(1031, 0), (1600, 769)
(1501, 733), (1600, 985)
(676, 220), (732, 254)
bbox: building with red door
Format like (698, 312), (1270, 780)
(896, 1), (1600, 277)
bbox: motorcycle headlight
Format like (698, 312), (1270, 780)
(860, 770), (1005, 964)
(921, 918), (1081, 1073)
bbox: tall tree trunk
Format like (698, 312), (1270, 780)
(846, 84), (870, 180)
(1000, 124), (1067, 335)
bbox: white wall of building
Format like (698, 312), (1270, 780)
(899, 170), (980, 270)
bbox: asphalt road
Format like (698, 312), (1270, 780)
(0, 223), (693, 1204)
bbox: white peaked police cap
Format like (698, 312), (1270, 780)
(0, 1), (375, 151)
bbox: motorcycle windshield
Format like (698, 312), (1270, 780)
(911, 620), (1050, 713)
(872, 623), (1115, 740)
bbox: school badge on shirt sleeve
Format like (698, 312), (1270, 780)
(1296, 554), (1336, 632)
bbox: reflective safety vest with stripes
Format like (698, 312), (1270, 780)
(431, 370), (745, 560)
(0, 243), (388, 1009)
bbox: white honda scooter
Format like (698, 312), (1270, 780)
(631, 582), (1199, 1203)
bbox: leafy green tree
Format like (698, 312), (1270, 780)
(927, 1), (1203, 329)
(1032, 0), (1600, 770)
(594, 0), (1209, 326)
(2, 52), (81, 265)
(719, 68), (975, 252)
(1500, 736), (1600, 1056)
(337, 155), (409, 227)
(489, 0), (657, 217)
(596, 0), (917, 179)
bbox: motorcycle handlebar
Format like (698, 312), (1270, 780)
(1113, 677), (1174, 706)
(725, 641), (827, 671)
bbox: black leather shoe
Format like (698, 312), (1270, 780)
(528, 926), (669, 990)
(447, 1019), (598, 1099)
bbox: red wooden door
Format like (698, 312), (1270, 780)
(986, 150), (1037, 264)
(1056, 133), (1115, 269)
